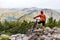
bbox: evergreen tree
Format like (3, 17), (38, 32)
(57, 20), (60, 27)
(46, 17), (57, 28)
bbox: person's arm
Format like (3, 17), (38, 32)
(34, 15), (40, 19)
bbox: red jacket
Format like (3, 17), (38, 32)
(34, 14), (46, 21)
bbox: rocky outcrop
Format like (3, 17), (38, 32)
(9, 27), (60, 40)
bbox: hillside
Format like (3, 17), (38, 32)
(0, 8), (60, 22)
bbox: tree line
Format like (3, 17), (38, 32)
(0, 17), (60, 35)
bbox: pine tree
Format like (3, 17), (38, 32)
(46, 17), (57, 28)
(57, 20), (60, 27)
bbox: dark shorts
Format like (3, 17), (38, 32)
(38, 21), (45, 26)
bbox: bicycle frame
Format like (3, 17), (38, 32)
(33, 19), (39, 29)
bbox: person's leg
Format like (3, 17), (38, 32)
(37, 21), (41, 29)
(42, 21), (45, 30)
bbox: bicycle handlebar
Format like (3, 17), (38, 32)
(34, 18), (40, 22)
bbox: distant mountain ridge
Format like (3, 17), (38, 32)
(0, 8), (60, 22)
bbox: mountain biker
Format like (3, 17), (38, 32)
(34, 11), (46, 30)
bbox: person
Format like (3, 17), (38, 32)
(34, 11), (46, 30)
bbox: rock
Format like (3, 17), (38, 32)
(9, 27), (60, 40)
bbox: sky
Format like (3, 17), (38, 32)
(0, 0), (60, 9)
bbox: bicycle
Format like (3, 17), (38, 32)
(27, 19), (41, 35)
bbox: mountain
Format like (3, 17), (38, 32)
(18, 8), (60, 22)
(0, 8), (27, 21)
(0, 8), (60, 22)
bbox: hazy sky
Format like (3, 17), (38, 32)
(0, 0), (60, 9)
